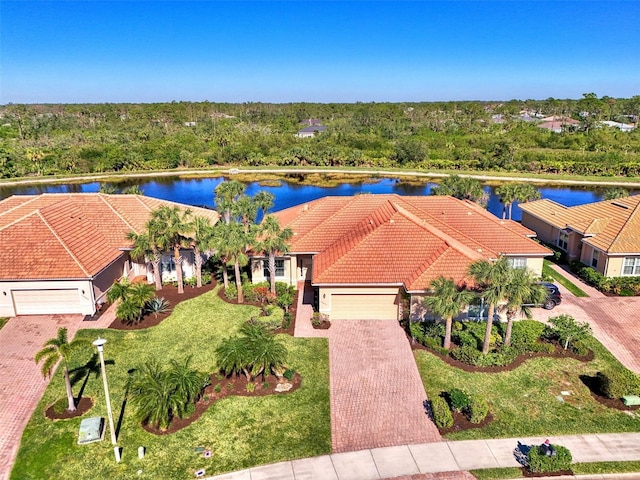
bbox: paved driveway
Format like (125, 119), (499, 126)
(534, 266), (640, 374)
(0, 311), (114, 480)
(327, 320), (441, 453)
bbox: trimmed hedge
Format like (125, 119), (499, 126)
(570, 261), (640, 295)
(466, 394), (489, 424)
(528, 444), (572, 473)
(597, 369), (640, 399)
(448, 388), (470, 412)
(431, 395), (453, 429)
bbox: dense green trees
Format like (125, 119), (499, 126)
(1, 97), (638, 180)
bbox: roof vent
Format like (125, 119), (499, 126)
(303, 204), (309, 211)
(611, 201), (629, 210)
(389, 219), (394, 224)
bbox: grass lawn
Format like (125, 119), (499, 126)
(542, 260), (589, 298)
(11, 287), (330, 480)
(415, 333), (640, 441)
(0, 317), (8, 330)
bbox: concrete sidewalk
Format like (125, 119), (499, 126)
(205, 432), (640, 480)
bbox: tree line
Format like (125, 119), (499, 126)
(1, 95), (639, 179)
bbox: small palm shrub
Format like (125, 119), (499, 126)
(431, 395), (453, 429)
(145, 297), (171, 318)
(466, 394), (489, 424)
(528, 443), (572, 473)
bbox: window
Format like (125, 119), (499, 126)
(591, 250), (600, 269)
(507, 257), (527, 269)
(263, 259), (285, 278)
(558, 232), (569, 251)
(623, 257), (640, 276)
(161, 257), (176, 274)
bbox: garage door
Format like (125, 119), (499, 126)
(12, 289), (82, 315)
(331, 294), (398, 320)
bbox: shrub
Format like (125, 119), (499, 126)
(283, 368), (295, 381)
(422, 337), (450, 356)
(214, 383), (222, 393)
(548, 315), (592, 350)
(282, 312), (292, 329)
(451, 345), (482, 365)
(311, 312), (322, 327)
(510, 320), (545, 349)
(431, 395), (454, 429)
(246, 382), (256, 393)
(527, 443), (572, 473)
(275, 282), (295, 310)
(597, 369), (640, 399)
(466, 395), (489, 424)
(569, 340), (590, 357)
(448, 388), (470, 412)
(145, 297), (171, 318)
(453, 330), (477, 348)
(224, 284), (237, 300)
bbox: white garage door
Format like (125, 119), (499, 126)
(331, 294), (398, 320)
(12, 289), (82, 315)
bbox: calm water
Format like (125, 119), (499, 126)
(0, 175), (627, 221)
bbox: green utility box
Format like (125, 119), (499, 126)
(78, 417), (105, 445)
(622, 395), (640, 406)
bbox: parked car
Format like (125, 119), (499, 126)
(534, 282), (562, 309)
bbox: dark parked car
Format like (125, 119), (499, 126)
(522, 282), (561, 310)
(539, 282), (562, 309)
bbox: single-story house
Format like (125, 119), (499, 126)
(520, 195), (640, 278)
(0, 193), (219, 317)
(537, 116), (580, 133)
(295, 125), (327, 138)
(250, 194), (551, 321)
(599, 121), (635, 132)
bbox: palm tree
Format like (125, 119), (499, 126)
(602, 187), (629, 200)
(253, 191), (275, 220)
(257, 215), (293, 294)
(216, 336), (252, 381)
(191, 216), (214, 288)
(212, 222), (234, 290)
(431, 175), (487, 205)
(495, 183), (518, 220)
(496, 183), (541, 220)
(214, 180), (245, 224)
(241, 323), (288, 380)
(107, 279), (155, 323)
(127, 361), (177, 430)
(468, 257), (511, 354)
(213, 222), (250, 302)
(127, 229), (162, 290)
(34, 328), (91, 412)
(502, 268), (548, 346)
(150, 206), (193, 294)
(423, 276), (475, 349)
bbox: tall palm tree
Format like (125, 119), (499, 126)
(502, 268), (548, 346)
(214, 180), (245, 224)
(431, 175), (487, 205)
(512, 184), (541, 219)
(150, 206), (193, 294)
(34, 327), (91, 412)
(257, 215), (293, 294)
(423, 276), (475, 350)
(214, 222), (250, 302)
(212, 221), (234, 289)
(495, 183), (518, 220)
(127, 229), (162, 290)
(468, 257), (511, 354)
(496, 183), (541, 220)
(253, 191), (275, 220)
(191, 216), (214, 288)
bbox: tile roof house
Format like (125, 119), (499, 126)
(250, 194), (551, 321)
(295, 125), (327, 138)
(520, 195), (640, 278)
(0, 193), (219, 317)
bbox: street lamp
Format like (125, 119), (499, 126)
(93, 337), (119, 460)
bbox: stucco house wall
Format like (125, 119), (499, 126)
(520, 212), (556, 245)
(250, 257), (297, 287)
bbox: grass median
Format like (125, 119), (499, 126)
(11, 287), (330, 480)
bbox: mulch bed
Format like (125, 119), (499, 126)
(45, 397), (94, 420)
(142, 372), (302, 435)
(410, 337), (593, 374)
(109, 281), (217, 330)
(312, 320), (331, 329)
(437, 411), (494, 435)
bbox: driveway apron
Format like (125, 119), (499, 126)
(0, 310), (115, 480)
(328, 319), (441, 453)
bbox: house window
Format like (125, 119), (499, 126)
(622, 257), (640, 276)
(263, 259), (285, 278)
(591, 250), (600, 269)
(161, 257), (176, 274)
(558, 232), (569, 251)
(507, 257), (527, 269)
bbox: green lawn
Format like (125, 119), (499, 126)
(415, 334), (640, 441)
(0, 317), (8, 330)
(542, 260), (589, 297)
(11, 287), (330, 480)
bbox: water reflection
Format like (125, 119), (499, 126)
(0, 175), (633, 221)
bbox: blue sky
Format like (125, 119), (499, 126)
(1, 1), (638, 104)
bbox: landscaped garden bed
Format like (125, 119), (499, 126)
(13, 286), (330, 480)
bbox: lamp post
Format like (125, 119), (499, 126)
(93, 338), (118, 451)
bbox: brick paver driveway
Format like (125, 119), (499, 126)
(535, 266), (640, 374)
(0, 311), (114, 480)
(327, 319), (441, 453)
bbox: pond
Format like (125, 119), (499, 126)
(0, 174), (630, 221)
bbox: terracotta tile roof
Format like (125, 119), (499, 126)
(0, 193), (219, 280)
(271, 194), (550, 290)
(519, 195), (640, 254)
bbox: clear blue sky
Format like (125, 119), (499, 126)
(1, 1), (638, 104)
